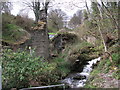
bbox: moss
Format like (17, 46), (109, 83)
(2, 24), (30, 45)
(52, 32), (78, 43)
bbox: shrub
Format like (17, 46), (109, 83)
(2, 13), (34, 31)
(15, 15), (34, 31)
(2, 49), (57, 88)
(2, 49), (39, 88)
(53, 57), (70, 78)
(112, 53), (120, 65)
(2, 49), (70, 88)
(2, 13), (15, 26)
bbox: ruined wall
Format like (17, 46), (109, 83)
(30, 23), (49, 60)
(19, 8), (49, 59)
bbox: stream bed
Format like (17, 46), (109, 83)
(61, 57), (101, 88)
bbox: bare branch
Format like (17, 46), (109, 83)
(72, 2), (86, 8)
(100, 1), (118, 29)
(85, 0), (90, 15)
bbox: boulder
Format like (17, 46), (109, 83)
(2, 24), (31, 45)
(51, 30), (78, 54)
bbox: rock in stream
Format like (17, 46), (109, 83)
(61, 57), (101, 88)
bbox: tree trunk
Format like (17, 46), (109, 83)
(85, 0), (90, 15)
(98, 25), (107, 52)
(118, 2), (120, 44)
(97, 2), (108, 52)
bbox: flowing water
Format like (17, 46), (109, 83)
(61, 57), (101, 88)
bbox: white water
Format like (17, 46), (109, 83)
(61, 57), (101, 88)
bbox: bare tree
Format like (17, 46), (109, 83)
(23, 0), (50, 22)
(84, 0), (90, 15)
(68, 10), (83, 28)
(48, 9), (67, 32)
(90, 2), (108, 52)
(100, 1), (118, 30)
(96, 2), (118, 52)
(18, 9), (29, 18)
(0, 2), (12, 14)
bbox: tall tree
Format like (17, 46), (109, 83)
(83, 9), (88, 21)
(100, 1), (118, 30)
(68, 10), (82, 28)
(90, 1), (118, 52)
(91, 2), (100, 17)
(84, 0), (90, 15)
(48, 9), (67, 32)
(91, 2), (108, 52)
(0, 2), (12, 14)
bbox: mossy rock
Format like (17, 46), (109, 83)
(2, 24), (31, 45)
(52, 30), (78, 43)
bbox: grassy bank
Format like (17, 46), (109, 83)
(85, 47), (120, 88)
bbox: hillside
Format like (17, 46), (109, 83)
(1, 1), (119, 89)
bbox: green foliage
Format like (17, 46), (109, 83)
(94, 53), (119, 74)
(73, 42), (93, 50)
(112, 70), (120, 80)
(112, 53), (120, 65)
(111, 53), (120, 79)
(83, 2), (118, 51)
(79, 42), (93, 47)
(85, 20), (97, 30)
(2, 13), (34, 45)
(53, 57), (70, 77)
(84, 85), (97, 88)
(2, 49), (70, 88)
(69, 42), (93, 55)
(85, 52), (120, 87)
(4, 24), (21, 30)
(109, 44), (120, 53)
(2, 49), (39, 88)
(59, 41), (99, 66)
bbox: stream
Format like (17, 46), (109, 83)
(61, 57), (101, 88)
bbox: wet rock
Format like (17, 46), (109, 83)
(61, 57), (101, 88)
(73, 75), (86, 80)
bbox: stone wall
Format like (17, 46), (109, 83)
(30, 28), (49, 60)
